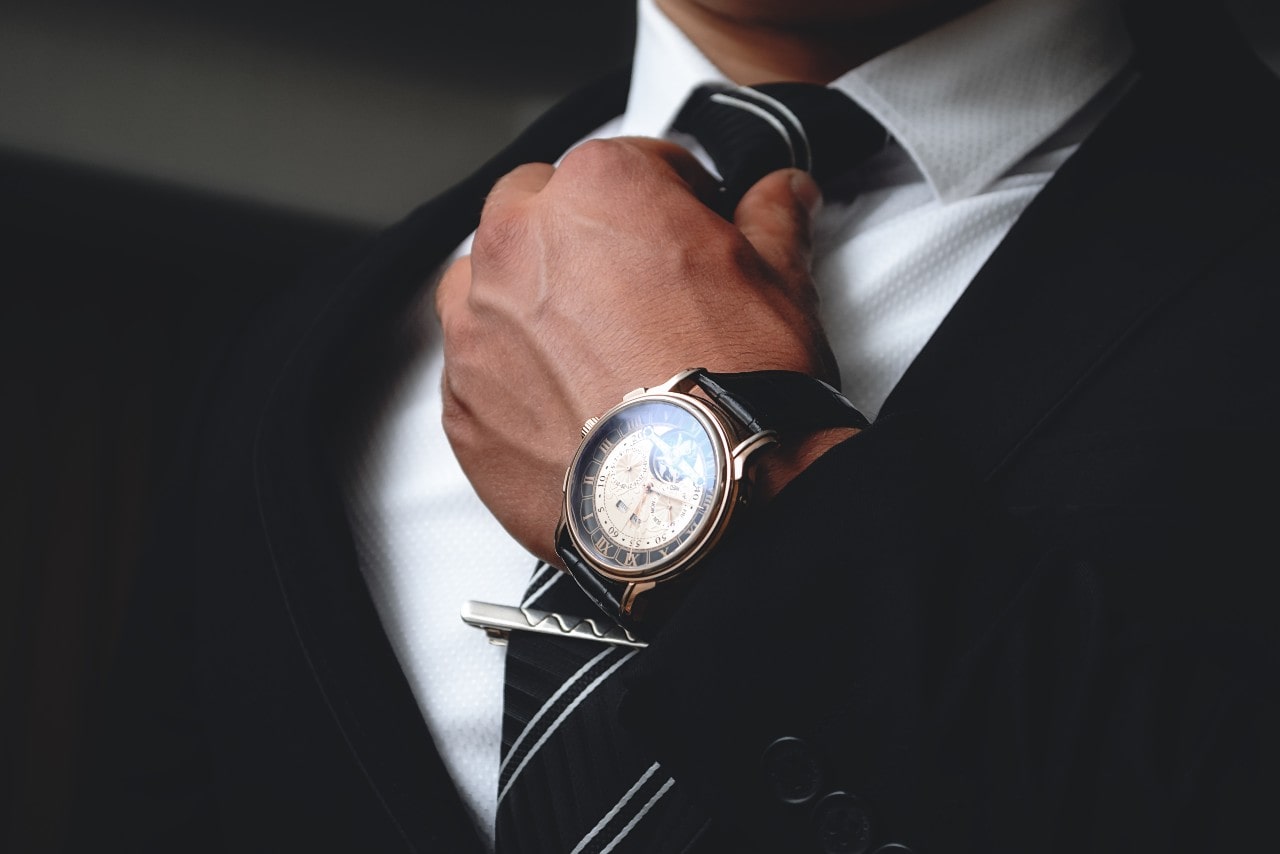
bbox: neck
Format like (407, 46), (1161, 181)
(655, 0), (990, 84)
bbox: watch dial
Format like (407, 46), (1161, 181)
(568, 399), (721, 573)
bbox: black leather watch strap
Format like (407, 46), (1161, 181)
(556, 525), (629, 619)
(556, 526), (685, 637)
(696, 370), (869, 435)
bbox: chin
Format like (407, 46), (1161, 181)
(685, 0), (980, 28)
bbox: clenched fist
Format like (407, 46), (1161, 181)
(435, 136), (851, 563)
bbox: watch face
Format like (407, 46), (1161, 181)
(565, 396), (729, 578)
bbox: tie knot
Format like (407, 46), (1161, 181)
(673, 82), (885, 217)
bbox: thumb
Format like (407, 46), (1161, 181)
(733, 168), (822, 285)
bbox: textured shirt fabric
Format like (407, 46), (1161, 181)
(340, 0), (1133, 847)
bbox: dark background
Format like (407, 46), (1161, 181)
(2, 1), (1277, 850)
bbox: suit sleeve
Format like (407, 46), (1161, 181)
(619, 412), (1280, 853)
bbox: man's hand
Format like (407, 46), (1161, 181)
(435, 137), (843, 563)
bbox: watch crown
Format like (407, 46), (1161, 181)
(580, 417), (599, 437)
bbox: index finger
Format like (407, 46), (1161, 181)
(612, 136), (721, 201)
(433, 253), (471, 330)
(482, 161), (556, 220)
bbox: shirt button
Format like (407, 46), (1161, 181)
(811, 791), (875, 854)
(761, 736), (824, 805)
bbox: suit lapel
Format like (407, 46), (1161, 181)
(250, 70), (631, 851)
(880, 51), (1280, 482)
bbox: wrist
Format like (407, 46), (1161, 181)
(752, 425), (861, 504)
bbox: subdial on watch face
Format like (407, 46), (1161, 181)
(605, 448), (646, 491)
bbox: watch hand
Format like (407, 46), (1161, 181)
(627, 483), (652, 526)
(648, 434), (673, 467)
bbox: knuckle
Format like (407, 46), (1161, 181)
(437, 298), (464, 342)
(557, 138), (628, 179)
(707, 234), (764, 280)
(435, 292), (464, 342)
(440, 380), (463, 430)
(434, 263), (462, 320)
(433, 287), (447, 324)
(439, 366), (476, 442)
(472, 205), (529, 267)
(437, 291), (477, 354)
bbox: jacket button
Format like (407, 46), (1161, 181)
(761, 736), (824, 805)
(811, 791), (874, 854)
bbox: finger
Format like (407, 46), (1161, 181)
(617, 137), (722, 201)
(733, 169), (822, 285)
(434, 254), (472, 329)
(483, 162), (556, 219)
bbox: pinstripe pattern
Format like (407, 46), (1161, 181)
(497, 645), (618, 784)
(726, 86), (814, 171)
(495, 562), (707, 854)
(497, 648), (638, 803)
(521, 567), (564, 609)
(569, 762), (663, 854)
(521, 562), (558, 604)
(570, 762), (680, 854)
(708, 92), (800, 168)
(597, 777), (677, 854)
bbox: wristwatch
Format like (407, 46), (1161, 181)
(555, 367), (868, 635)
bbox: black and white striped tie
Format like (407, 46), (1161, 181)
(672, 82), (886, 218)
(495, 562), (709, 854)
(495, 83), (886, 854)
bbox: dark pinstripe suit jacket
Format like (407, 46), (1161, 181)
(74, 4), (1280, 851)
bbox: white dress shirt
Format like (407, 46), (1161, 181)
(340, 0), (1133, 847)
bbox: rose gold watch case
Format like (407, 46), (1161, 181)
(557, 368), (778, 588)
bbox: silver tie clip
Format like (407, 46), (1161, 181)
(461, 600), (648, 649)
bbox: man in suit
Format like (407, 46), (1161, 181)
(75, 0), (1280, 851)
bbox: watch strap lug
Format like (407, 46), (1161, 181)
(731, 430), (780, 480)
(649, 367), (702, 395)
(619, 581), (656, 620)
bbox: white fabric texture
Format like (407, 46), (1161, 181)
(340, 0), (1133, 847)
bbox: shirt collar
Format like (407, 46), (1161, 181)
(621, 0), (1133, 203)
(618, 0), (730, 139)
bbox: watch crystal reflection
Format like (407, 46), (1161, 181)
(570, 399), (720, 571)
